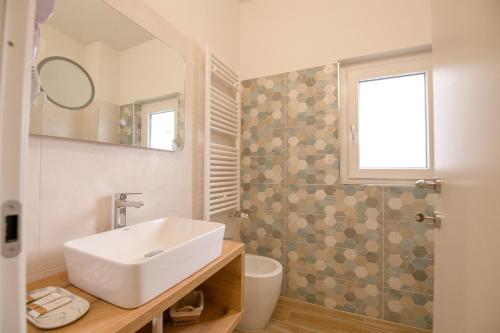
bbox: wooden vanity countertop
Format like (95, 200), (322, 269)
(27, 240), (245, 333)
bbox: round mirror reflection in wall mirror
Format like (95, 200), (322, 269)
(37, 56), (95, 110)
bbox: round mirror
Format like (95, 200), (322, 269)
(37, 56), (95, 110)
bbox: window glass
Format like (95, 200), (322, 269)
(149, 110), (175, 150)
(358, 73), (428, 169)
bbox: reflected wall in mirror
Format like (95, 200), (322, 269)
(30, 0), (185, 151)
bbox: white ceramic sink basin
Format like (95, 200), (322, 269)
(64, 217), (225, 308)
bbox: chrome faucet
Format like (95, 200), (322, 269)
(113, 193), (144, 229)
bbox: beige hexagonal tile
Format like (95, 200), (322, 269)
(249, 142), (259, 152)
(354, 267), (368, 278)
(324, 175), (337, 185)
(388, 254), (403, 266)
(272, 137), (282, 147)
(288, 193), (299, 204)
(314, 139), (327, 150)
(288, 250), (299, 261)
(344, 196), (357, 207)
(324, 297), (337, 309)
(387, 300), (402, 312)
(365, 284), (379, 297)
(344, 249), (357, 260)
(324, 235), (336, 247)
(387, 197), (403, 210)
(324, 205), (336, 216)
(315, 189), (327, 200)
(365, 218), (379, 230)
(272, 202), (282, 212)
(388, 277), (403, 290)
(388, 231), (403, 244)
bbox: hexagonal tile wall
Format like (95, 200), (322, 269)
(285, 64), (338, 128)
(286, 241), (381, 285)
(242, 101), (283, 131)
(245, 236), (284, 264)
(384, 289), (433, 330)
(239, 64), (436, 331)
(285, 213), (381, 252)
(384, 186), (437, 221)
(385, 254), (434, 294)
(384, 221), (435, 259)
(286, 270), (382, 319)
(286, 124), (338, 155)
(286, 154), (339, 185)
(241, 183), (284, 213)
(241, 209), (283, 240)
(242, 128), (283, 156)
(241, 156), (284, 184)
(241, 74), (284, 107)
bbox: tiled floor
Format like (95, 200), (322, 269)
(236, 297), (430, 333)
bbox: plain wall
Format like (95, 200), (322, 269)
(144, 0), (240, 72)
(119, 39), (185, 104)
(239, 0), (432, 79)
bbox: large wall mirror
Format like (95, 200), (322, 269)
(30, 0), (186, 151)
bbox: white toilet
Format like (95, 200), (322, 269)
(237, 254), (283, 332)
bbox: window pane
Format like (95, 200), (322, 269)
(358, 73), (428, 169)
(149, 111), (175, 150)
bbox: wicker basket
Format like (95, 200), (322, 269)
(169, 291), (204, 326)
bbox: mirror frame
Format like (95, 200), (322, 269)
(37, 56), (96, 111)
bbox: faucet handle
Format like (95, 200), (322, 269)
(115, 192), (142, 200)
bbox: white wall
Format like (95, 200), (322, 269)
(239, 0), (432, 79)
(144, 0), (240, 71)
(26, 136), (192, 281)
(119, 39), (185, 104)
(37, 25), (85, 64)
(84, 41), (120, 105)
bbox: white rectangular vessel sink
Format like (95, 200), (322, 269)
(64, 217), (225, 308)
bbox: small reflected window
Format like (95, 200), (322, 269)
(149, 110), (175, 150)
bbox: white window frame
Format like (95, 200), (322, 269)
(339, 51), (434, 184)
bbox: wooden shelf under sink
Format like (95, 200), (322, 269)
(138, 301), (242, 333)
(165, 302), (242, 333)
(27, 240), (245, 333)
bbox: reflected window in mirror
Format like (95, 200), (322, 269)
(149, 111), (175, 151)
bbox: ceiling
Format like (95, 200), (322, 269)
(46, 0), (154, 51)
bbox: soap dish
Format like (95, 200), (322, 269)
(27, 287), (90, 330)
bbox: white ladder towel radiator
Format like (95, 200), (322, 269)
(204, 47), (240, 220)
